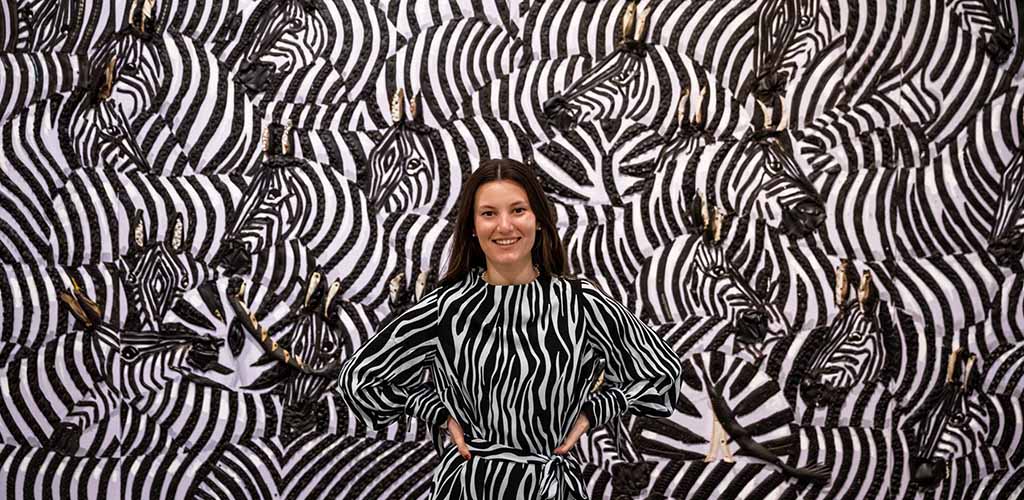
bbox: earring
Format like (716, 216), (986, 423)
(471, 233), (476, 238)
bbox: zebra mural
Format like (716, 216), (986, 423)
(2, 0), (1024, 498)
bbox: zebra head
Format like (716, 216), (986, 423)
(684, 200), (790, 360)
(365, 89), (441, 214)
(752, 0), (826, 102)
(800, 263), (894, 406)
(988, 148), (1023, 267)
(117, 210), (212, 331)
(217, 124), (309, 274)
(14, 0), (74, 50)
(977, 0), (1016, 63)
(747, 104), (825, 238)
(907, 349), (986, 490)
(659, 86), (712, 161)
(228, 270), (350, 436)
(64, 23), (164, 172)
(233, 0), (329, 94)
(542, 2), (653, 131)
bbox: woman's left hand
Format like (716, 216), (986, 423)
(553, 414), (590, 455)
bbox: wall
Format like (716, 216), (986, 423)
(0, 0), (1022, 498)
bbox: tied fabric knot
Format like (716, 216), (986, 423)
(539, 454), (582, 500)
(433, 438), (589, 500)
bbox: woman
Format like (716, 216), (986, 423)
(337, 159), (683, 499)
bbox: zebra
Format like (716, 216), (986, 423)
(989, 147), (1023, 267)
(225, 269), (367, 442)
(902, 348), (1018, 496)
(633, 352), (833, 495)
(948, 0), (1019, 64)
(213, 0), (400, 105)
(797, 262), (897, 408)
(748, 0), (835, 108)
(113, 209), (214, 331)
(331, 91), (535, 221)
(212, 129), (398, 311)
(353, 16), (526, 129)
(630, 208), (792, 363)
(0, 282), (120, 456)
(0, 209), (211, 368)
(540, 3), (755, 140)
(674, 101), (826, 239)
(163, 270), (433, 445)
(6, 0), (100, 53)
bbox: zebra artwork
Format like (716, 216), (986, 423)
(3, 0), (1024, 498)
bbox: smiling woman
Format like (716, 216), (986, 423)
(337, 158), (684, 499)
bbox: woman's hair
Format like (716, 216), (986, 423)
(437, 158), (568, 288)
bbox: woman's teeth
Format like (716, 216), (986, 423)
(494, 238), (519, 246)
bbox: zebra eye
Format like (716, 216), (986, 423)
(706, 265), (729, 278)
(122, 63), (138, 75)
(948, 410), (967, 427)
(320, 339), (335, 354)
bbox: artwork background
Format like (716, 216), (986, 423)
(0, 0), (1022, 498)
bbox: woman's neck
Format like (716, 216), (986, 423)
(482, 262), (539, 285)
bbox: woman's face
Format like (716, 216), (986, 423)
(473, 179), (538, 270)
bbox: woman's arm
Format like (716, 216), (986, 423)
(577, 279), (683, 429)
(336, 289), (449, 429)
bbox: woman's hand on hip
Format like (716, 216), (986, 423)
(553, 414), (590, 455)
(445, 416), (472, 460)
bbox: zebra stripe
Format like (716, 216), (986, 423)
(49, 169), (247, 265)
(543, 41), (756, 139)
(0, 52), (84, 126)
(458, 55), (593, 143)
(366, 17), (526, 128)
(191, 433), (438, 499)
(381, 0), (527, 38)
(215, 0), (400, 104)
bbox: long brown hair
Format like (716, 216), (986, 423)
(438, 159), (568, 288)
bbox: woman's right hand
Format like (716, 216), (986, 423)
(444, 416), (472, 460)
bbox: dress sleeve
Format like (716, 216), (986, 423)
(336, 288), (449, 430)
(577, 278), (682, 429)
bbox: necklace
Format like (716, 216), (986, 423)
(482, 265), (540, 285)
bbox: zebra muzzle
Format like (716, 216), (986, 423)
(988, 231), (1023, 268)
(780, 199), (826, 238)
(542, 95), (576, 130)
(235, 60), (276, 93)
(910, 456), (948, 489)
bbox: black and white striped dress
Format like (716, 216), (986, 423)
(337, 268), (683, 499)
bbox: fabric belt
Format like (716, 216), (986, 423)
(434, 438), (589, 500)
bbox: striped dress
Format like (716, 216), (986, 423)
(337, 268), (683, 499)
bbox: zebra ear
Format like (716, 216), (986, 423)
(857, 272), (878, 314)
(676, 88), (690, 126)
(130, 210), (146, 249)
(304, 270), (323, 311)
(391, 88), (405, 123)
(619, 2), (637, 44)
(323, 279), (341, 318)
(834, 259), (849, 306)
(169, 214), (185, 253)
(945, 348), (960, 384)
(633, 4), (651, 42)
(409, 92), (420, 122)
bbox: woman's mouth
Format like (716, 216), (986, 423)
(493, 238), (520, 246)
